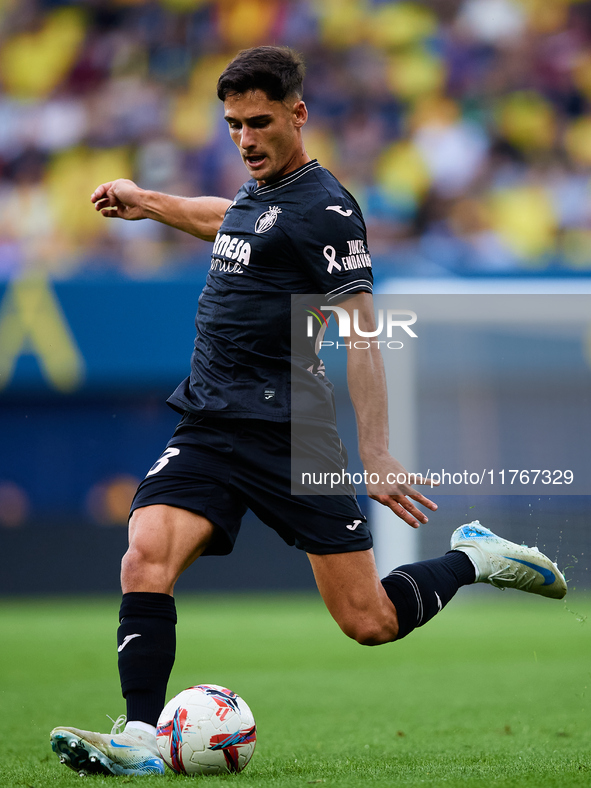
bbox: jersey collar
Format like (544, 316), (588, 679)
(255, 160), (321, 195)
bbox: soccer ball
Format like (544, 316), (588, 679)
(156, 684), (256, 775)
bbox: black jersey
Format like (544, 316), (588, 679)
(167, 160), (373, 425)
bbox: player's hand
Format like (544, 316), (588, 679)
(363, 452), (438, 528)
(91, 179), (147, 221)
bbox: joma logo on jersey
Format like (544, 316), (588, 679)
(255, 206), (281, 233)
(210, 233), (251, 273)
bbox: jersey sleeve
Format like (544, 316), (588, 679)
(295, 199), (373, 302)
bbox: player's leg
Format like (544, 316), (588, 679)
(308, 546), (475, 645)
(114, 417), (243, 736)
(307, 548), (398, 644)
(118, 505), (217, 729)
(51, 504), (217, 776)
(309, 521), (567, 646)
(52, 416), (247, 775)
(122, 503), (217, 594)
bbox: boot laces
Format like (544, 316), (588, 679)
(488, 564), (536, 591)
(106, 714), (128, 735)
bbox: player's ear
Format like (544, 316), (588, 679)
(293, 100), (308, 128)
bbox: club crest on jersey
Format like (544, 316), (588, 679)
(255, 206), (282, 234)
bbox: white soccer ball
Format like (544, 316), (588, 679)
(156, 684), (256, 775)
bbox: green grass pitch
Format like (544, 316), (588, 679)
(1, 592), (589, 788)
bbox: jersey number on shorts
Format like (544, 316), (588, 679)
(147, 447), (180, 477)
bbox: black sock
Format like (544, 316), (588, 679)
(381, 551), (475, 641)
(117, 592), (177, 727)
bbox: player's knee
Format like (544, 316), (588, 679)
(120, 546), (147, 585)
(121, 544), (173, 592)
(343, 617), (398, 646)
(122, 542), (152, 572)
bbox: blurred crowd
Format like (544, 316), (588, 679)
(1, 0), (591, 278)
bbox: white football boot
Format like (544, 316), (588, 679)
(450, 520), (567, 599)
(50, 715), (165, 776)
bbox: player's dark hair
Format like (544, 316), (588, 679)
(217, 46), (305, 103)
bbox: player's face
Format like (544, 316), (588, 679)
(224, 89), (309, 184)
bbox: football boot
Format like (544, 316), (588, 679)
(50, 714), (165, 776)
(450, 520), (567, 599)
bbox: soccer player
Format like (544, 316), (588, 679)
(50, 46), (567, 777)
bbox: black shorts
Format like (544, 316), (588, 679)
(130, 412), (371, 556)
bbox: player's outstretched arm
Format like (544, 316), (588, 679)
(91, 179), (232, 242)
(339, 292), (438, 528)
